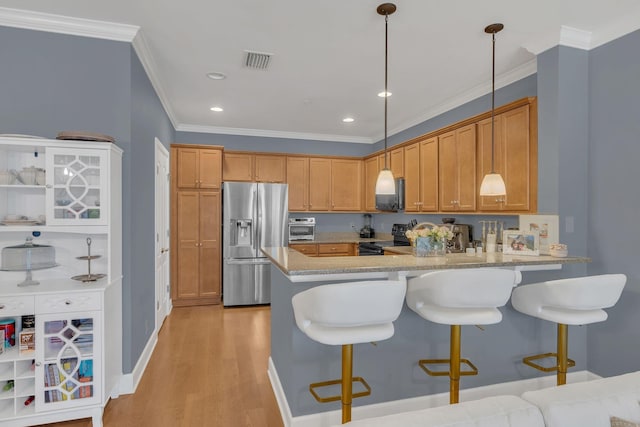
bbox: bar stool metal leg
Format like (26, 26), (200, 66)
(450, 325), (461, 404)
(342, 344), (353, 424)
(557, 323), (568, 386)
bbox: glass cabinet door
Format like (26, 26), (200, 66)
(45, 148), (108, 225)
(35, 313), (101, 410)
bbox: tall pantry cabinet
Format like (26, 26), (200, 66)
(171, 144), (223, 306)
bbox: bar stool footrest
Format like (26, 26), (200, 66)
(523, 352), (576, 372)
(418, 358), (479, 377)
(309, 377), (372, 403)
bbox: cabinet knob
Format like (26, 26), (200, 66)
(65, 300), (72, 305)
(0, 304), (4, 310)
(35, 362), (42, 367)
(495, 198), (505, 203)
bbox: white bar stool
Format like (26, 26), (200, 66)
(511, 274), (626, 385)
(292, 278), (407, 424)
(406, 268), (522, 404)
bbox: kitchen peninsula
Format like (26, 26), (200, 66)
(263, 246), (589, 424)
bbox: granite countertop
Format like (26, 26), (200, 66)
(262, 246), (590, 282)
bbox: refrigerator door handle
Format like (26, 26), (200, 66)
(256, 185), (262, 254)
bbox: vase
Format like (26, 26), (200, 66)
(413, 237), (446, 257)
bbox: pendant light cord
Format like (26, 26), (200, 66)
(490, 30), (496, 174)
(384, 13), (389, 170)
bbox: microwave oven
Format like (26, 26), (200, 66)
(288, 218), (315, 241)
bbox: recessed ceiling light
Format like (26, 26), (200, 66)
(210, 106), (224, 112)
(378, 91), (392, 98)
(342, 117), (355, 123)
(206, 72), (227, 80)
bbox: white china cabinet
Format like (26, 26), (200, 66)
(0, 136), (122, 427)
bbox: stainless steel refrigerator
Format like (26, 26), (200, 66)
(222, 182), (288, 306)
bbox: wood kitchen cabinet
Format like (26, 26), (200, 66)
(171, 144), (223, 306)
(364, 156), (380, 211)
(306, 157), (362, 211)
(439, 124), (477, 211)
(223, 151), (286, 183)
(390, 146), (404, 178)
(330, 158), (362, 211)
(174, 191), (221, 305)
(176, 145), (222, 189)
(477, 104), (537, 212)
(288, 243), (318, 256)
(308, 157), (332, 211)
(290, 242), (356, 257)
(404, 137), (438, 212)
(364, 150), (401, 212)
(287, 156), (310, 211)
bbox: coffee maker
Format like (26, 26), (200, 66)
(442, 223), (473, 253)
(359, 214), (375, 238)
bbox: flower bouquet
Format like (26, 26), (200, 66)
(405, 222), (454, 257)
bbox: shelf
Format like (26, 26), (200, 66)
(0, 347), (33, 363)
(0, 225), (108, 234)
(0, 185), (45, 190)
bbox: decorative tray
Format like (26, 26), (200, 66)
(1, 219), (40, 226)
(56, 131), (114, 143)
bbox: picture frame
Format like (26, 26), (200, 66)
(503, 230), (539, 256)
(518, 214), (559, 255)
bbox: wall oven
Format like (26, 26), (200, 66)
(288, 217), (316, 241)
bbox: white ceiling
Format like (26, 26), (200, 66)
(1, 1), (639, 144)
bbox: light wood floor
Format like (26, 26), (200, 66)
(44, 305), (284, 427)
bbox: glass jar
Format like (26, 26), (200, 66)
(413, 236), (446, 257)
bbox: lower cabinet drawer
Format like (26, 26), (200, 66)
(0, 296), (35, 316)
(35, 292), (101, 314)
(290, 244), (318, 256)
(317, 243), (353, 256)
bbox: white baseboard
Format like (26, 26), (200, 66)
(267, 359), (600, 427)
(118, 330), (159, 395)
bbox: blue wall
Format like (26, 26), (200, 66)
(586, 29), (640, 375)
(3, 21), (638, 382)
(0, 26), (175, 374)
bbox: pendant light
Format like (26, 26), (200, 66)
(374, 3), (397, 196)
(479, 23), (507, 197)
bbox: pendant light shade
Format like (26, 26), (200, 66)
(480, 173), (507, 196)
(480, 23), (507, 197)
(375, 169), (396, 194)
(375, 3), (396, 197)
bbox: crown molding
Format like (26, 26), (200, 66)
(131, 32), (179, 129)
(382, 59), (538, 142)
(590, 12), (640, 49)
(559, 25), (592, 50)
(176, 123), (374, 144)
(0, 7), (138, 41)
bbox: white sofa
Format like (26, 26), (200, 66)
(342, 372), (640, 427)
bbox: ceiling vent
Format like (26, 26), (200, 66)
(244, 50), (272, 70)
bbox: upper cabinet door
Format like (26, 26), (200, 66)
(477, 104), (533, 212)
(331, 159), (362, 211)
(176, 147), (199, 189)
(198, 149), (222, 190)
(286, 157), (309, 211)
(222, 152), (254, 182)
(363, 156), (379, 212)
(419, 137), (439, 212)
(439, 124), (476, 211)
(308, 158), (331, 211)
(254, 154), (286, 183)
